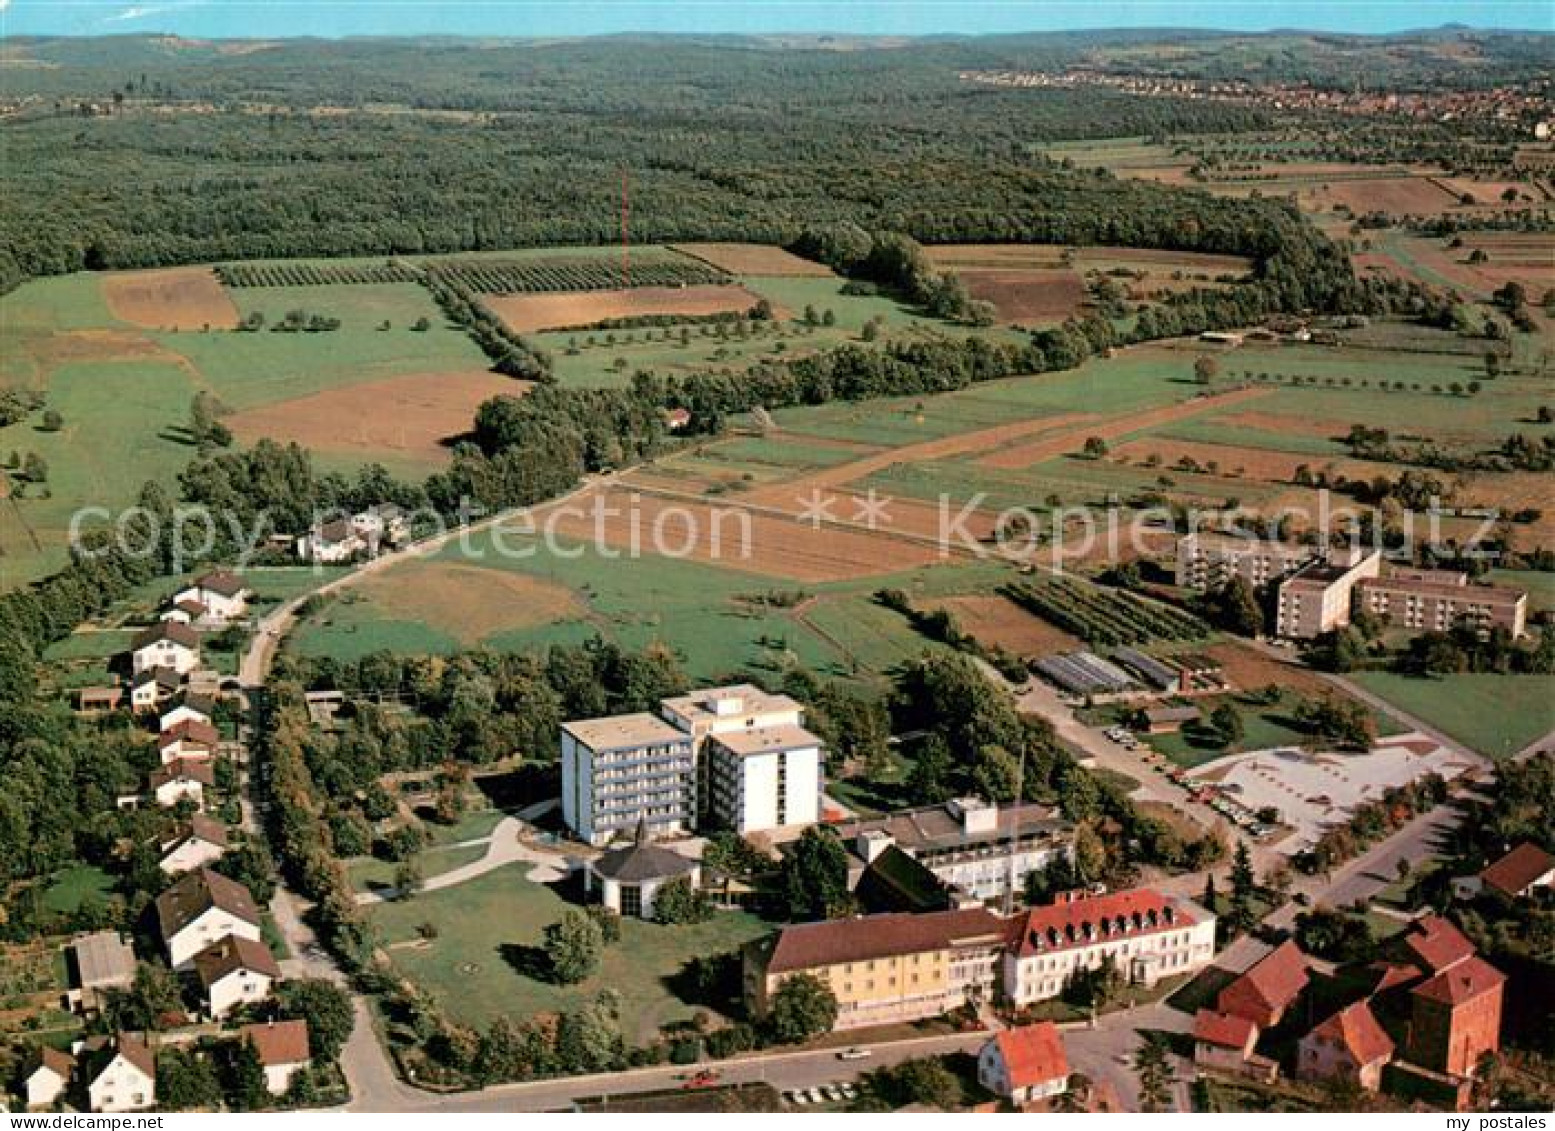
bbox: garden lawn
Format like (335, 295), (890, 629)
(1348, 671), (1555, 761)
(41, 865), (118, 915)
(368, 868), (771, 1042)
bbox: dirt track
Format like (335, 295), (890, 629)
(977, 386), (1270, 470)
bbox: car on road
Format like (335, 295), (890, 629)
(682, 1070), (721, 1090)
(837, 1047), (872, 1061)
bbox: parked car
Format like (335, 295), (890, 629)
(837, 1047), (873, 1061)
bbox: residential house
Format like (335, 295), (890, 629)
(193, 935), (282, 1018)
(583, 817), (700, 919)
(1193, 1010), (1265, 1078)
(1297, 1001), (1394, 1092)
(977, 1022), (1070, 1105)
(67, 931), (137, 1013)
(149, 758), (215, 809)
(24, 1048), (74, 1109)
(156, 867), (263, 970)
(130, 622), (201, 676)
(242, 1020), (311, 1096)
(1216, 939), (1310, 1028)
(745, 907), (1008, 1031)
(74, 686), (125, 714)
(1402, 915), (1477, 974)
(351, 503), (410, 551)
(157, 718), (220, 764)
(295, 517), (364, 564)
(159, 598), (208, 625)
(1479, 843), (1555, 899)
(159, 693), (216, 733)
(159, 814), (230, 876)
(171, 570), (250, 624)
(1004, 889), (1217, 1006)
(131, 667), (183, 712)
(836, 798), (1075, 905)
(86, 1037), (156, 1113)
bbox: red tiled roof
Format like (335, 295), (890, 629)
(1480, 843), (1555, 898)
(1194, 1009), (1258, 1050)
(103, 1036), (156, 1081)
(1403, 916), (1476, 973)
(158, 719), (220, 748)
(1011, 889), (1192, 958)
(1412, 955), (1506, 1007)
(149, 758), (216, 789)
(242, 1019), (310, 1066)
(993, 1022), (1069, 1088)
(1368, 961), (1424, 995)
(763, 908), (1007, 974)
(1307, 1001), (1394, 1066)
(35, 1046), (75, 1079)
(195, 570), (247, 598)
(1219, 940), (1309, 1016)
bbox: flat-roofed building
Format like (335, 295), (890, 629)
(1275, 550), (1382, 639)
(561, 713), (695, 846)
(1358, 572), (1527, 639)
(706, 722), (823, 835)
(836, 798), (1074, 905)
(1175, 532), (1316, 592)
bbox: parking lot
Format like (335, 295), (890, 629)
(1185, 733), (1479, 852)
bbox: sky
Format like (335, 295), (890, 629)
(1, 0), (1550, 40)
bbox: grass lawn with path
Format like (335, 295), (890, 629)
(368, 867), (771, 1043)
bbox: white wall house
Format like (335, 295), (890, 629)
(193, 935), (281, 1018)
(130, 623), (200, 676)
(156, 868), (263, 971)
(157, 719), (219, 764)
(150, 760), (213, 810)
(171, 570), (249, 623)
(159, 695), (214, 733)
(158, 816), (229, 876)
(978, 1023), (1070, 1105)
(25, 1050), (73, 1109)
(87, 1040), (156, 1113)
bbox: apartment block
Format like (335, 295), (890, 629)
(1175, 531), (1317, 592)
(561, 713), (695, 846)
(1357, 570), (1527, 638)
(562, 684), (825, 845)
(1274, 549), (1382, 639)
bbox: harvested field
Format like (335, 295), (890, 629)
(744, 411), (1099, 504)
(925, 244), (1251, 275)
(977, 387), (1269, 470)
(530, 486), (944, 582)
(354, 561), (588, 645)
(1109, 437), (1392, 484)
(101, 267), (240, 330)
(935, 594), (1083, 655)
(485, 284), (768, 332)
(958, 269), (1087, 324)
(226, 369), (526, 469)
(1311, 176), (1459, 215)
(1211, 410), (1352, 439)
(670, 243), (834, 277)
